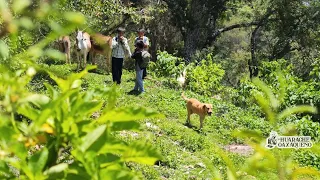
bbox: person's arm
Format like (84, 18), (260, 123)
(131, 49), (138, 59)
(111, 37), (119, 49)
(144, 37), (150, 48)
(122, 38), (131, 57)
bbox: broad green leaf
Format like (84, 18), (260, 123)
(44, 83), (58, 99)
(44, 49), (65, 60)
(0, 127), (15, 145)
(68, 65), (96, 81)
(80, 125), (106, 152)
(75, 101), (103, 119)
(277, 71), (286, 104)
(97, 107), (163, 123)
(291, 167), (320, 180)
(47, 72), (68, 92)
(244, 143), (277, 174)
(98, 138), (129, 155)
(19, 17), (33, 29)
(278, 105), (317, 120)
(44, 163), (68, 179)
(71, 80), (82, 89)
(252, 78), (279, 109)
(253, 91), (276, 124)
(97, 153), (121, 168)
(64, 12), (85, 24)
(0, 40), (9, 59)
(211, 144), (237, 178)
(99, 169), (139, 180)
(0, 115), (10, 127)
(21, 94), (50, 108)
(0, 160), (11, 177)
(110, 121), (140, 131)
(232, 129), (264, 142)
(227, 167), (237, 180)
(12, 0), (31, 13)
(66, 162), (91, 180)
(17, 104), (40, 122)
(28, 148), (49, 178)
(122, 142), (162, 165)
(28, 46), (43, 59)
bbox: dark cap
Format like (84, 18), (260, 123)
(117, 27), (126, 32)
(137, 28), (145, 33)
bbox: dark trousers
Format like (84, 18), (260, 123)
(142, 67), (147, 79)
(112, 57), (124, 84)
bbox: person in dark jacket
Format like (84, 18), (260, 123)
(134, 29), (149, 79)
(131, 40), (145, 93)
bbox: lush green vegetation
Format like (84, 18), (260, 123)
(0, 0), (319, 179)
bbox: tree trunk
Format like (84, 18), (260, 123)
(249, 9), (275, 78)
(149, 31), (158, 62)
(183, 29), (201, 63)
(249, 26), (260, 78)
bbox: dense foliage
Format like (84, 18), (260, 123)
(0, 0), (319, 179)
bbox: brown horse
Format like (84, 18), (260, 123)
(89, 33), (112, 72)
(57, 36), (71, 64)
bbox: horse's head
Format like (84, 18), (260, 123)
(75, 30), (87, 51)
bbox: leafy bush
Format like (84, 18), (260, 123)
(209, 73), (320, 179)
(294, 150), (320, 170)
(229, 78), (257, 108)
(297, 116), (320, 143)
(187, 54), (225, 96)
(0, 1), (163, 179)
(0, 64), (163, 179)
(149, 51), (185, 78)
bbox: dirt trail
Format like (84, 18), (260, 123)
(224, 144), (253, 156)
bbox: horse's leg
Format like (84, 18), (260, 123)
(65, 53), (68, 64)
(83, 51), (87, 68)
(106, 48), (111, 73)
(68, 51), (71, 64)
(91, 51), (96, 65)
(76, 52), (80, 70)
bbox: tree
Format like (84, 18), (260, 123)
(163, 0), (320, 78)
(250, 0), (320, 77)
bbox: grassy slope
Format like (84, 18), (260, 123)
(32, 64), (276, 179)
(82, 67), (276, 179)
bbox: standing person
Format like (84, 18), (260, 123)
(111, 27), (131, 84)
(134, 29), (149, 79)
(131, 40), (145, 93)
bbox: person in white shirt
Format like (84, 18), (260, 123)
(111, 27), (131, 84)
(134, 29), (149, 79)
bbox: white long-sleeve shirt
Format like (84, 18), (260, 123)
(134, 36), (149, 50)
(111, 36), (131, 58)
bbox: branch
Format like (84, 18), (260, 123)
(217, 21), (259, 36)
(102, 13), (130, 35)
(205, 9), (277, 46)
(249, 8), (276, 78)
(204, 21), (259, 46)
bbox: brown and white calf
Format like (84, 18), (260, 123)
(57, 36), (71, 64)
(89, 33), (112, 72)
(75, 30), (91, 69)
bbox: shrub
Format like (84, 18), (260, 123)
(294, 150), (320, 170)
(0, 1), (163, 179)
(187, 57), (225, 96)
(0, 65), (163, 179)
(149, 51), (185, 78)
(296, 116), (320, 143)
